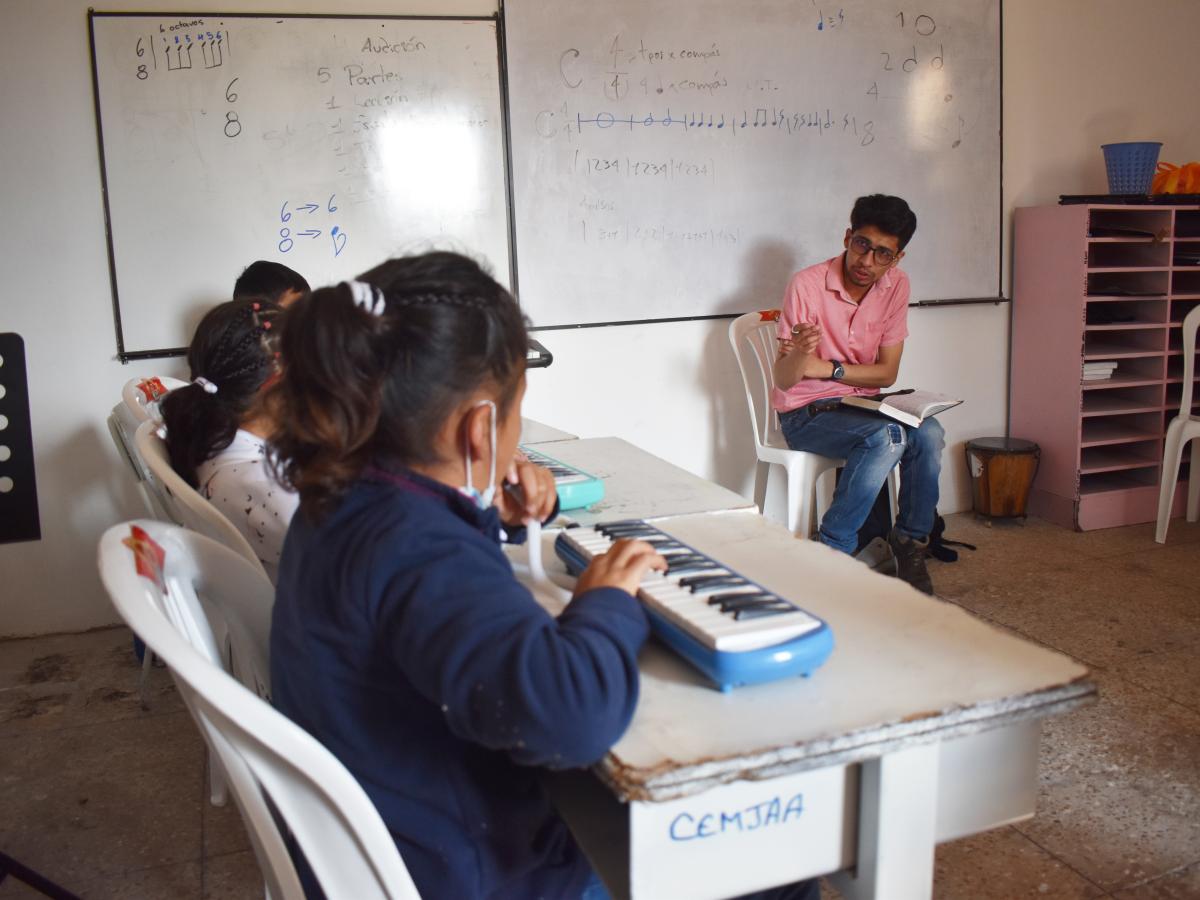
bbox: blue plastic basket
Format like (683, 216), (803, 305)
(1101, 142), (1162, 194)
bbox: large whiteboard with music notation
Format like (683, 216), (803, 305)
(505, 0), (1000, 327)
(89, 13), (509, 357)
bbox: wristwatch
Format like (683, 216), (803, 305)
(829, 360), (845, 381)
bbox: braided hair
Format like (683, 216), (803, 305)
(269, 251), (528, 519)
(161, 297), (283, 487)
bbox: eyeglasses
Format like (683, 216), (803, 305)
(848, 234), (899, 266)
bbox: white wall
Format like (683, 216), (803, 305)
(1001, 0), (1200, 292)
(4, 0), (1198, 636)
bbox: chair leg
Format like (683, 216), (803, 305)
(1155, 422), (1185, 544)
(209, 747), (230, 807)
(1188, 436), (1200, 523)
(752, 461), (771, 514)
(786, 466), (813, 538)
(138, 646), (155, 708)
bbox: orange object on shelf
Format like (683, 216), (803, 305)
(1151, 162), (1200, 194)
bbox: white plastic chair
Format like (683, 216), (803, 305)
(133, 419), (267, 577)
(728, 310), (897, 538)
(98, 520), (422, 900)
(1155, 304), (1200, 543)
(108, 376), (188, 523)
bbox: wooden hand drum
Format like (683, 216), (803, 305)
(966, 437), (1041, 519)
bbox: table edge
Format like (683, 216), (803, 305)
(596, 676), (1097, 803)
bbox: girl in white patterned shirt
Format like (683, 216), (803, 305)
(160, 297), (298, 582)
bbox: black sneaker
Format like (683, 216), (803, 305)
(888, 528), (934, 595)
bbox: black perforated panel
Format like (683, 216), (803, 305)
(0, 333), (41, 544)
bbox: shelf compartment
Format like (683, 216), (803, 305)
(1172, 270), (1200, 294)
(1080, 441), (1161, 474)
(1087, 209), (1172, 239)
(1173, 241), (1200, 267)
(1084, 299), (1166, 328)
(1086, 270), (1169, 298)
(1081, 385), (1164, 416)
(1081, 414), (1165, 447)
(1087, 241), (1170, 269)
(1166, 356), (1200, 382)
(1169, 299), (1200, 323)
(1166, 329), (1200, 355)
(1164, 382), (1200, 413)
(1079, 467), (1160, 495)
(1081, 356), (1165, 387)
(1083, 329), (1166, 359)
(1176, 210), (1200, 239)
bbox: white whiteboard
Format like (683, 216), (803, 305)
(505, 0), (1001, 327)
(90, 13), (510, 356)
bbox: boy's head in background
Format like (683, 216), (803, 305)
(233, 260), (311, 308)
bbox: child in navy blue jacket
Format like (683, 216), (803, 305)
(266, 252), (667, 899)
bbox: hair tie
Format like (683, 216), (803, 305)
(193, 376), (218, 394)
(347, 280), (386, 317)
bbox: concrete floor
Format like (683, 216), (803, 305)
(1, 513), (1198, 899)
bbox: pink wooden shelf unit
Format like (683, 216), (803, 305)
(1012, 203), (1200, 530)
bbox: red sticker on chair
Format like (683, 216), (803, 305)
(122, 524), (166, 594)
(758, 309), (781, 322)
(136, 377), (169, 403)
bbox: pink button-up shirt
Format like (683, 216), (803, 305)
(771, 255), (910, 414)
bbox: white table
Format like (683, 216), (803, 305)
(521, 436), (756, 526)
(519, 417), (578, 445)
(512, 512), (1094, 900)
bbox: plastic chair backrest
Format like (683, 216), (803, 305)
(109, 405), (148, 484)
(97, 521), (422, 900)
(729, 310), (786, 450)
(109, 406), (179, 522)
(1177, 304), (1200, 420)
(133, 419), (266, 576)
(108, 377), (187, 523)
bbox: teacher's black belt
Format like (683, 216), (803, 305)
(805, 398), (842, 416)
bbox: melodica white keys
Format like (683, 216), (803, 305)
(555, 520), (834, 690)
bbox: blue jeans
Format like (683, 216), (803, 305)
(779, 404), (945, 554)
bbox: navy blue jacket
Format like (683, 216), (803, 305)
(271, 467), (649, 899)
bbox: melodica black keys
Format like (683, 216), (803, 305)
(555, 520), (833, 690)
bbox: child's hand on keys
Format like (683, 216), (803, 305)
(574, 539), (668, 598)
(497, 458), (558, 526)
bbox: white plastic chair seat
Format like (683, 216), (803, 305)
(1155, 304), (1200, 543)
(729, 310), (897, 538)
(98, 521), (421, 900)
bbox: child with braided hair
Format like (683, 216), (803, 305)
(159, 297), (298, 583)
(267, 251), (670, 900)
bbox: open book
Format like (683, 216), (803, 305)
(841, 389), (962, 427)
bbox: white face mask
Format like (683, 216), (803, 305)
(460, 399), (498, 510)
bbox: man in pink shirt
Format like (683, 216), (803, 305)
(773, 195), (943, 593)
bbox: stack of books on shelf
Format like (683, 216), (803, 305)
(1082, 361), (1118, 382)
